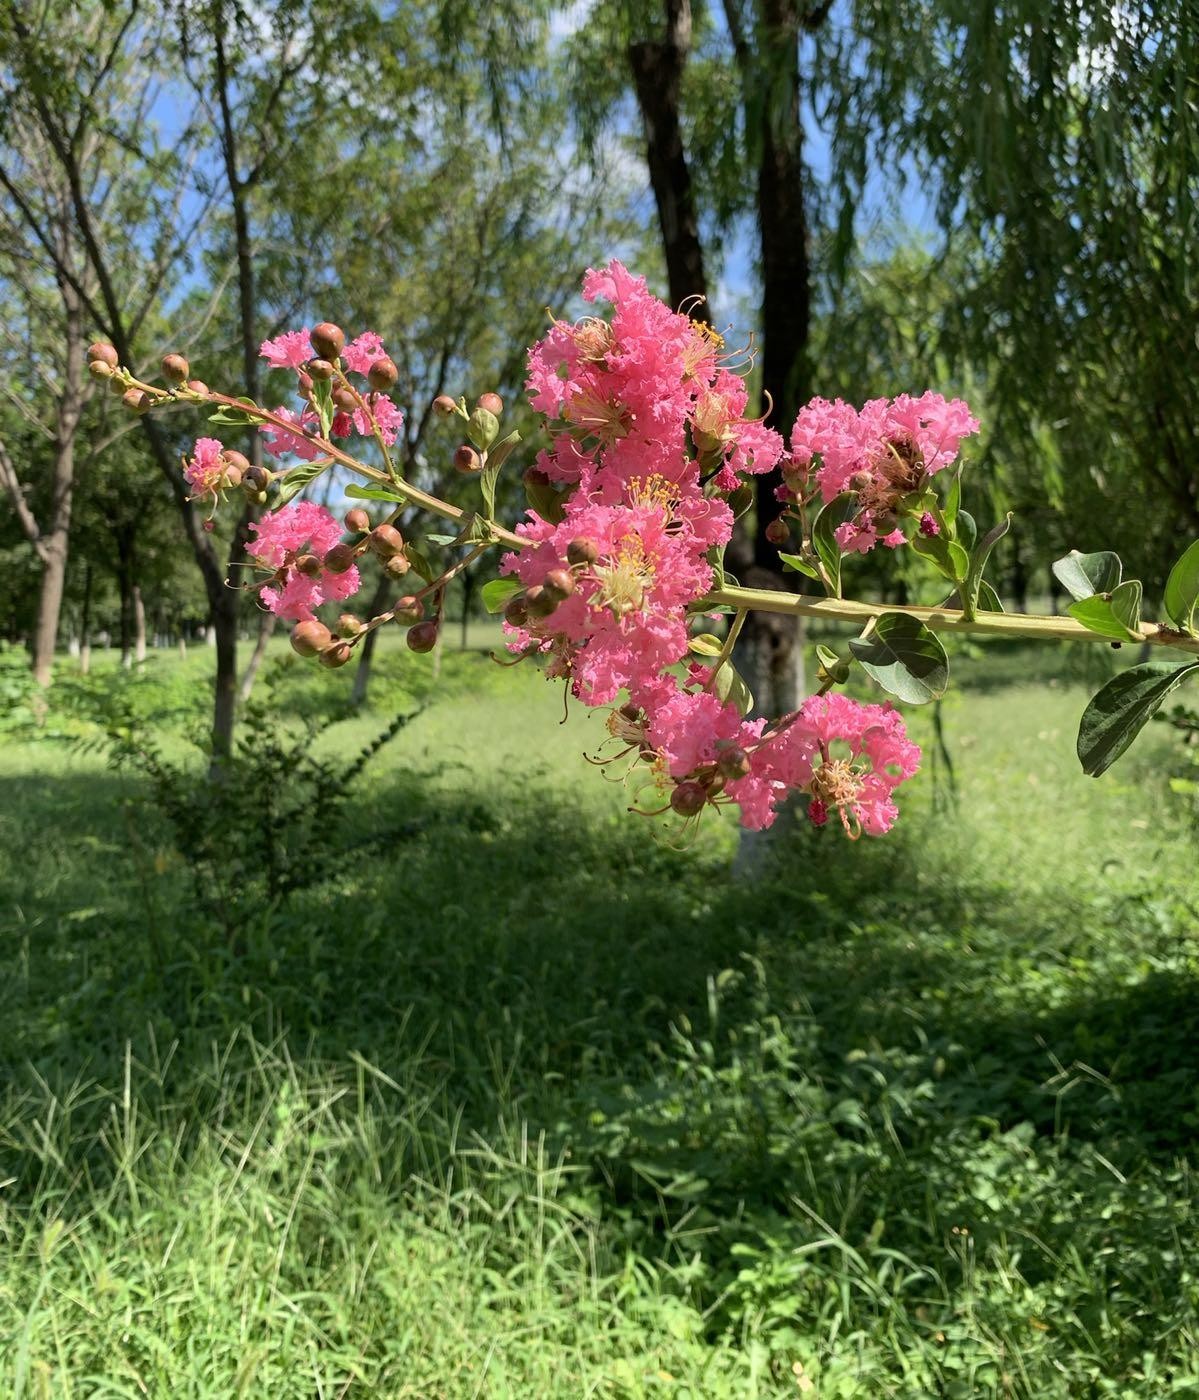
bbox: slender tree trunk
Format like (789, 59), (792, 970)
(133, 584), (147, 663)
(628, 0), (710, 319)
(237, 609), (276, 703)
(79, 563), (92, 675)
(119, 565), (134, 668)
(350, 573), (391, 707)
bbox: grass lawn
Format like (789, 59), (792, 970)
(1, 631), (1198, 1397)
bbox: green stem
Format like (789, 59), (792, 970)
(707, 585), (1199, 656)
(703, 608), (748, 691)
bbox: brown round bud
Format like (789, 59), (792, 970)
(122, 388), (151, 414)
(670, 781), (707, 818)
(333, 386), (358, 413)
(323, 542), (357, 574)
(161, 353), (189, 384)
(765, 516), (790, 546)
(383, 553), (411, 580)
(368, 522), (404, 558)
(476, 392), (503, 416)
(222, 450), (250, 475)
(406, 620), (439, 653)
(566, 537), (600, 567)
(523, 466), (551, 488)
(308, 358), (335, 381)
(185, 378), (209, 396)
(88, 359), (114, 381)
(242, 465), (271, 493)
(221, 464), (243, 490)
(716, 745), (752, 781)
(503, 595), (529, 628)
(336, 612), (364, 638)
(295, 553), (322, 577)
(524, 584), (558, 620)
(298, 371), (314, 399)
(393, 595), (425, 625)
(319, 641), (353, 669)
(344, 508), (371, 533)
(310, 322), (345, 360)
(367, 357), (398, 391)
(88, 342), (119, 369)
(454, 444), (481, 474)
(290, 619), (332, 657)
(432, 394), (458, 417)
(543, 567), (575, 601)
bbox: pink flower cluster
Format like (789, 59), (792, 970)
(245, 501), (360, 621)
(787, 392), (980, 553)
(257, 327), (403, 459)
(183, 437), (228, 499)
(498, 262), (922, 833)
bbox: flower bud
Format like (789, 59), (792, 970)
(336, 612), (364, 638)
(367, 357), (398, 391)
(543, 567), (575, 601)
(298, 371), (314, 399)
(566, 537), (600, 567)
(88, 342), (119, 369)
(503, 594), (529, 628)
(161, 353), (189, 384)
(242, 465), (271, 493)
(765, 516), (790, 546)
(323, 542), (357, 574)
(476, 392), (503, 416)
(310, 322), (345, 360)
(368, 523), (404, 558)
(393, 595), (424, 625)
(670, 781), (707, 818)
(319, 641), (353, 668)
(406, 619), (439, 653)
(344, 507), (371, 533)
(918, 511), (940, 538)
(221, 463), (243, 489)
(454, 444), (481, 474)
(290, 619), (332, 657)
(432, 394), (458, 417)
(295, 553), (322, 577)
(222, 449), (250, 475)
(716, 745), (751, 781)
(308, 358), (335, 381)
(333, 385), (358, 412)
(88, 359), (114, 380)
(524, 584), (557, 619)
(383, 553), (411, 580)
(186, 378), (209, 395)
(108, 375), (128, 397)
(122, 388), (151, 414)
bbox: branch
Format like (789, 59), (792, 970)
(0, 436), (47, 559)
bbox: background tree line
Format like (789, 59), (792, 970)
(1, 0), (1194, 752)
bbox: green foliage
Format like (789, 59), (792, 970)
(1077, 659), (1199, 778)
(849, 612), (948, 704)
(1, 644), (1197, 1392)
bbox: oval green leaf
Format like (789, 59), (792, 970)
(1163, 540), (1199, 634)
(848, 612), (949, 705)
(1078, 659), (1199, 776)
(1052, 550), (1122, 602)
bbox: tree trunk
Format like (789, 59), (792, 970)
(79, 563), (92, 675)
(628, 0), (710, 319)
(133, 584), (147, 664)
(350, 573), (391, 707)
(237, 609), (276, 703)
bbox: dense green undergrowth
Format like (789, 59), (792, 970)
(1, 634), (1197, 1396)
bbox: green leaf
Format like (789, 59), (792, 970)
(778, 552), (820, 579)
(688, 632), (724, 657)
(1163, 540), (1199, 633)
(486, 430), (521, 473)
(955, 509), (978, 554)
(310, 378), (334, 438)
(911, 530), (969, 583)
(728, 484), (754, 520)
(451, 511), (492, 545)
(467, 407), (499, 451)
(812, 495), (852, 598)
(1077, 660), (1199, 776)
(815, 643), (840, 668)
(1067, 578), (1143, 642)
(481, 577), (522, 614)
(344, 483), (408, 504)
(274, 459), (329, 505)
(943, 466), (962, 527)
(712, 660), (753, 716)
(848, 612), (949, 705)
(480, 459), (501, 520)
(963, 513), (1012, 617)
(405, 544), (436, 583)
(1052, 550), (1122, 601)
(525, 474), (565, 524)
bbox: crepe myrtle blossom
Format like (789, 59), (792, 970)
(246, 501), (360, 622)
(183, 437), (240, 500)
(788, 391), (980, 552)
